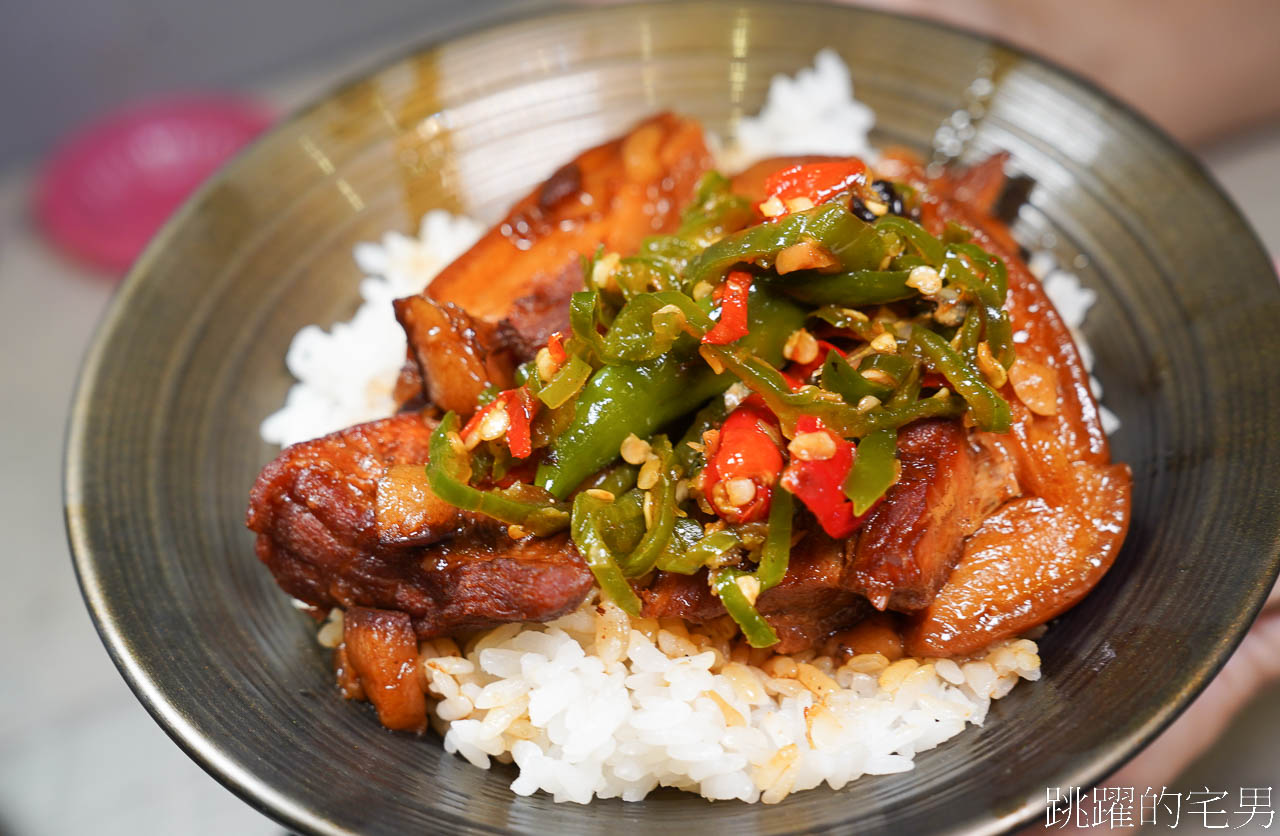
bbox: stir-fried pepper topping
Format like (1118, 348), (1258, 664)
(699, 399), (784, 523)
(700, 270), (754, 345)
(421, 159), (1018, 646)
(780, 416), (865, 538)
(761, 160), (868, 212)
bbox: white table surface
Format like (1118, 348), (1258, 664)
(1, 40), (1277, 836)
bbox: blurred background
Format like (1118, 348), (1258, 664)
(1, 1), (1276, 833)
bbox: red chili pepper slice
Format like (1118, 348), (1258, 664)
(920, 372), (946, 390)
(762, 160), (868, 211)
(546, 331), (567, 365)
(506, 387), (536, 459)
(460, 398), (498, 439)
(493, 460), (539, 488)
(781, 415), (872, 539)
(460, 387), (538, 459)
(779, 369), (806, 392)
(701, 270), (753, 346)
(786, 339), (844, 383)
(700, 398), (784, 523)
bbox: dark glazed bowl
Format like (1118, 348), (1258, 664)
(66, 2), (1280, 834)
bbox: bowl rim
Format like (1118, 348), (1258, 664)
(64, 2), (1280, 834)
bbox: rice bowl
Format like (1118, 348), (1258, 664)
(261, 52), (1109, 805)
(65, 5), (1280, 834)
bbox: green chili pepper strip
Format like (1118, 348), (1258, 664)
(951, 242), (1008, 300)
(601, 295), (676, 363)
(537, 287), (805, 498)
(426, 413), (570, 535)
(684, 204), (886, 290)
(586, 462), (639, 497)
(768, 269), (915, 306)
(939, 243), (1015, 367)
(675, 399), (727, 473)
(757, 485), (794, 591)
(810, 305), (877, 340)
(676, 171), (756, 245)
(888, 362), (923, 408)
(619, 237), (702, 297)
(957, 305), (983, 365)
(658, 529), (740, 575)
(700, 485), (794, 647)
(711, 570), (779, 648)
(574, 290), (715, 366)
(537, 355), (593, 408)
(862, 396), (967, 433)
(844, 428), (898, 515)
(908, 326), (1011, 432)
(705, 345), (843, 436)
(657, 517), (707, 572)
(570, 492), (642, 615)
(874, 215), (945, 265)
(821, 351), (892, 404)
(537, 352), (727, 499)
(941, 252), (1001, 312)
(647, 291), (717, 332)
(615, 437), (678, 578)
(600, 489), (646, 555)
(983, 306), (1017, 369)
(614, 257), (677, 297)
(568, 289), (613, 365)
(608, 173), (755, 299)
(703, 345), (966, 438)
(603, 293), (710, 363)
(943, 221), (973, 245)
(860, 352), (914, 387)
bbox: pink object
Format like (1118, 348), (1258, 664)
(34, 96), (274, 275)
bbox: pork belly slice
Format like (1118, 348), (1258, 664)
(247, 413), (593, 638)
(426, 112), (711, 321)
(391, 113), (712, 408)
(641, 530), (869, 655)
(393, 295), (515, 417)
(847, 419), (1017, 612)
(390, 261), (583, 414)
(492, 259), (584, 360)
(341, 607), (427, 733)
(905, 460), (1131, 657)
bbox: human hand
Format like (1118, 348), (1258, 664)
(848, 0), (1280, 146)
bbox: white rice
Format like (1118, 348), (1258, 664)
(260, 211), (482, 447)
(716, 48), (876, 172)
(426, 598), (1036, 804)
(266, 52), (1118, 803)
